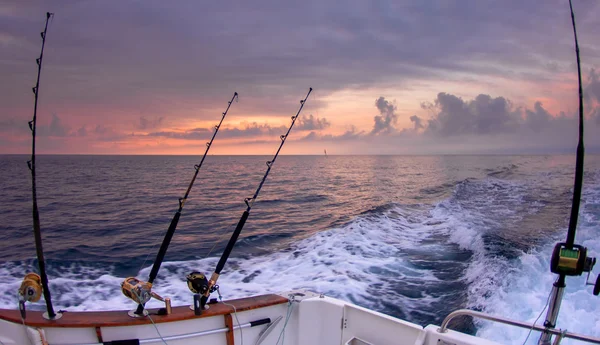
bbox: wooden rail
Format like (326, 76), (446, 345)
(0, 294), (288, 328)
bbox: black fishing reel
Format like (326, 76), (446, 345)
(186, 272), (218, 315)
(550, 242), (600, 296)
(186, 272), (209, 294)
(550, 243), (594, 276)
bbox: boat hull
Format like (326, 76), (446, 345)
(0, 291), (502, 345)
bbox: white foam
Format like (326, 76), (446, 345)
(476, 183), (600, 344)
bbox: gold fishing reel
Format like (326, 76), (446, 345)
(121, 277), (171, 317)
(18, 273), (46, 320)
(19, 273), (43, 302)
(121, 277), (153, 304)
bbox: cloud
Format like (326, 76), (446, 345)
(425, 93), (520, 136)
(146, 122), (289, 140)
(585, 69), (600, 104)
(0, 118), (23, 133)
(295, 114), (331, 131)
(410, 115), (424, 130)
(138, 116), (164, 130)
(371, 97), (398, 135)
(36, 113), (71, 137)
(3, 0), (598, 127)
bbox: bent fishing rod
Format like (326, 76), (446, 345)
(20, 12), (59, 321)
(129, 92), (238, 316)
(538, 1), (599, 344)
(186, 88), (312, 314)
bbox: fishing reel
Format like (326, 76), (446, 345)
(550, 243), (593, 276)
(186, 272), (218, 315)
(550, 242), (600, 295)
(121, 277), (171, 317)
(186, 272), (209, 294)
(18, 273), (43, 319)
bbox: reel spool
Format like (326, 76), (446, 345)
(19, 273), (43, 303)
(121, 277), (172, 317)
(18, 273), (48, 320)
(186, 272), (209, 294)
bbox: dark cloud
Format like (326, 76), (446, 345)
(2, 1), (600, 154)
(36, 113), (71, 137)
(138, 116), (164, 130)
(147, 122), (288, 140)
(76, 126), (86, 137)
(296, 91), (600, 154)
(372, 97), (398, 135)
(2, 0), (598, 123)
(584, 69), (600, 108)
(410, 115), (424, 130)
(524, 101), (553, 131)
(299, 125), (365, 142)
(425, 93), (519, 136)
(146, 131), (207, 140)
(0, 118), (23, 133)
(295, 114), (331, 131)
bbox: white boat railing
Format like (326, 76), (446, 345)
(437, 309), (600, 345)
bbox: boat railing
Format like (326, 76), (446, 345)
(437, 309), (600, 345)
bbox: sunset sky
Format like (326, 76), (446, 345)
(1, 1), (600, 155)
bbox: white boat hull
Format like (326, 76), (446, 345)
(0, 290), (504, 345)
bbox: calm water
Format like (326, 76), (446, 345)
(1, 154), (599, 344)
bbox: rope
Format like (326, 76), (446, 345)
(217, 288), (244, 345)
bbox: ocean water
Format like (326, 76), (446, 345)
(0, 154), (599, 344)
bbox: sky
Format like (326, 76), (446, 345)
(1, 0), (600, 155)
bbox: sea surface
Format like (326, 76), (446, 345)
(1, 154), (599, 344)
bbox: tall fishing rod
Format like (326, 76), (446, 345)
(23, 12), (59, 320)
(539, 1), (597, 344)
(186, 88), (312, 313)
(128, 92), (238, 316)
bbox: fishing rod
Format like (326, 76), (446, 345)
(20, 12), (60, 321)
(125, 92), (238, 316)
(186, 88), (312, 314)
(539, 1), (598, 344)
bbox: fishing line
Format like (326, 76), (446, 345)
(27, 11), (57, 320)
(132, 289), (169, 345)
(131, 92), (238, 315)
(538, 2), (590, 343)
(521, 286), (553, 345)
(275, 297), (295, 345)
(147, 314), (169, 345)
(218, 288), (244, 345)
(196, 88), (312, 310)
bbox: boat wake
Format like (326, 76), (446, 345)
(0, 173), (598, 342)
